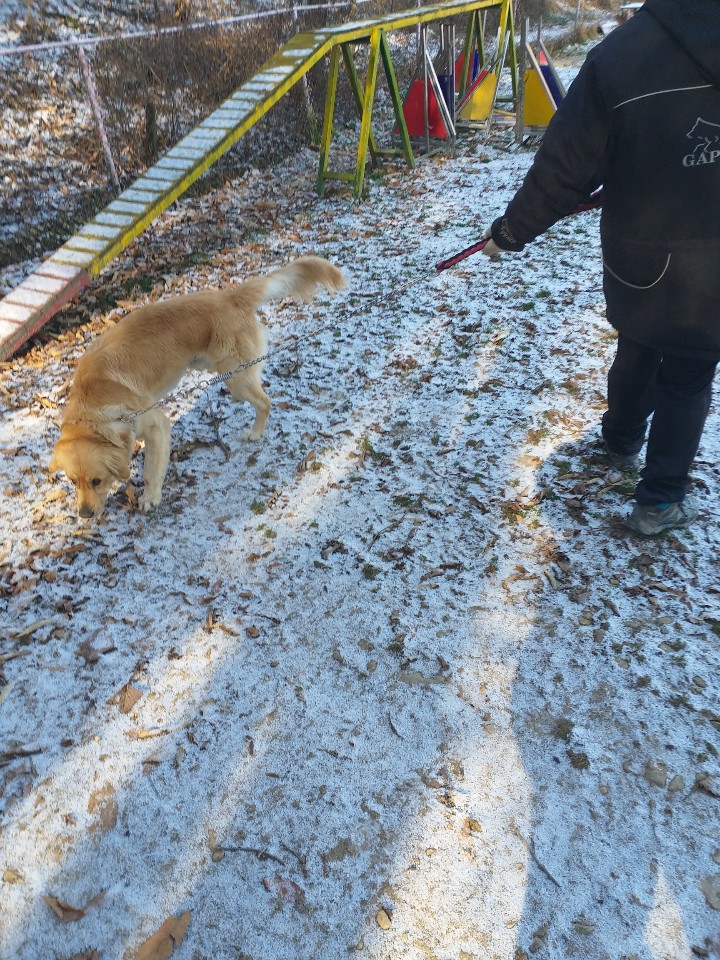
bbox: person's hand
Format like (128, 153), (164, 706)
(481, 218), (525, 255)
(481, 227), (502, 258)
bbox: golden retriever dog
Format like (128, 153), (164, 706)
(50, 255), (347, 518)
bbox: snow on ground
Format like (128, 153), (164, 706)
(1, 125), (719, 960)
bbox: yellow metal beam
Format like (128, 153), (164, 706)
(319, 0), (512, 42)
(91, 35), (336, 274)
(354, 29), (383, 197)
(1, 0), (516, 359)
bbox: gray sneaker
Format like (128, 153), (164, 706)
(627, 497), (698, 536)
(604, 444), (640, 472)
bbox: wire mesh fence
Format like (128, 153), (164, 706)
(0, 0), (446, 277)
(1, 0), (602, 281)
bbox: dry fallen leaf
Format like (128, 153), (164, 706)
(136, 911), (191, 960)
(108, 683), (143, 714)
(87, 784), (118, 834)
(126, 728), (169, 740)
(43, 895), (85, 923)
(262, 875), (305, 907)
(77, 637), (100, 664)
(12, 618), (55, 640)
(125, 482), (138, 507)
(697, 773), (720, 798)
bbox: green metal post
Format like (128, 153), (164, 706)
(478, 9), (486, 66)
(496, 0), (511, 73)
(460, 14), (474, 97)
(459, 10), (485, 97)
(506, 0), (518, 101)
(379, 31), (414, 169)
(341, 43), (381, 163)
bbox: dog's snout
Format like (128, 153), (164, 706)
(78, 505), (95, 519)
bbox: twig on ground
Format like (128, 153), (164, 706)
(510, 822), (562, 889)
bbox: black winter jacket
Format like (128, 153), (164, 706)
(494, 0), (720, 357)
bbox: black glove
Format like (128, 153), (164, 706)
(490, 216), (525, 253)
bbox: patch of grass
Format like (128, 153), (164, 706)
(552, 717), (574, 742)
(359, 435), (390, 463)
(527, 426), (550, 444)
(613, 479), (637, 496)
(393, 493), (427, 511)
(362, 563), (381, 581)
(387, 635), (405, 656)
(122, 273), (154, 294)
(566, 749), (590, 771)
(96, 291), (118, 310)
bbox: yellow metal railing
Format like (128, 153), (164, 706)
(0, 0), (515, 360)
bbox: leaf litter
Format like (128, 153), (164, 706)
(0, 46), (719, 960)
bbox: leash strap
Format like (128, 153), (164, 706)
(116, 192), (608, 422)
(435, 190), (604, 273)
(435, 238), (489, 273)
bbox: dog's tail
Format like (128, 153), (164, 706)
(254, 256), (347, 305)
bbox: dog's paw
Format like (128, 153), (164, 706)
(138, 489), (162, 512)
(242, 428), (264, 442)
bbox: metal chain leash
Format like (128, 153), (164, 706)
(108, 196), (606, 426)
(118, 352), (271, 422)
(116, 251), (476, 424)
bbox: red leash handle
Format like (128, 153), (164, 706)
(435, 238), (489, 273)
(435, 189), (603, 274)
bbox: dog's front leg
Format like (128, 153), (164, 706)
(136, 410), (172, 512)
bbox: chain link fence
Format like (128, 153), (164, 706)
(1, 0), (606, 280)
(0, 0), (445, 275)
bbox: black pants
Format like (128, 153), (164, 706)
(601, 334), (718, 505)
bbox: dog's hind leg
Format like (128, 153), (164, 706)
(226, 365), (271, 441)
(136, 410), (172, 511)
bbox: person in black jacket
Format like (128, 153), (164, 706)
(483, 0), (720, 536)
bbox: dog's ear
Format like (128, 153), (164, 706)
(49, 445), (62, 473)
(106, 436), (132, 482)
(114, 457), (132, 482)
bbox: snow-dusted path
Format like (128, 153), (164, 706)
(1, 133), (719, 960)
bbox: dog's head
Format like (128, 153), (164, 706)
(50, 422), (132, 519)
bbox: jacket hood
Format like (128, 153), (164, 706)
(642, 0), (720, 86)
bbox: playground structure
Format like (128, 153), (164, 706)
(521, 35), (566, 135)
(0, 0), (563, 361)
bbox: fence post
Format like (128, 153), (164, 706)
(290, 0), (319, 142)
(145, 99), (158, 162)
(514, 10), (527, 145)
(76, 45), (120, 192)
